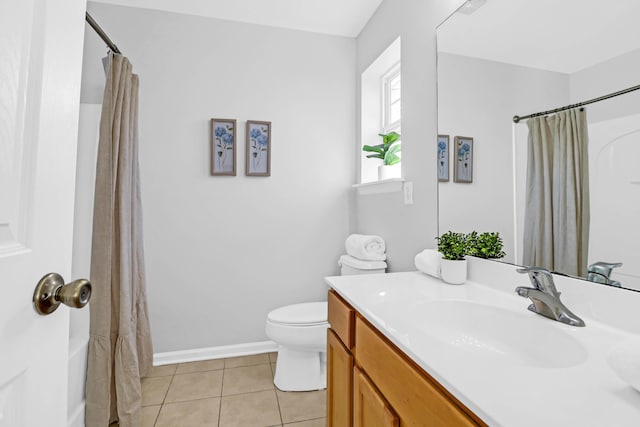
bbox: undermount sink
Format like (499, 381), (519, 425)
(398, 300), (588, 368)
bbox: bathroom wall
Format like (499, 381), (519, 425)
(81, 2), (356, 353)
(353, 0), (463, 272)
(438, 53), (569, 263)
(570, 48), (640, 123)
(587, 114), (640, 291)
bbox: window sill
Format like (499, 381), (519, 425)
(353, 178), (404, 195)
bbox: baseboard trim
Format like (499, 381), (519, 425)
(153, 340), (278, 366)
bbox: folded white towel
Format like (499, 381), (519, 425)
(345, 234), (386, 261)
(414, 249), (441, 279)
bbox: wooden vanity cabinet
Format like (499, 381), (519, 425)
(327, 291), (355, 426)
(327, 290), (487, 427)
(327, 329), (354, 426)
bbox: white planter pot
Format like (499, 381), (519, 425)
(440, 258), (467, 285)
(378, 164), (401, 180)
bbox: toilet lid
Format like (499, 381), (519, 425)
(267, 302), (328, 326)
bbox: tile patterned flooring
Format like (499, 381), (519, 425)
(140, 353), (326, 427)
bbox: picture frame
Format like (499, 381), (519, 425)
(453, 136), (473, 183)
(437, 134), (449, 182)
(210, 118), (236, 176)
(246, 120), (271, 176)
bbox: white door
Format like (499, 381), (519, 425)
(0, 0), (87, 426)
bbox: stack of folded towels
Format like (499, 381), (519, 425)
(345, 234), (387, 261)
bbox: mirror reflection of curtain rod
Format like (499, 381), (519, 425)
(513, 83), (640, 123)
(85, 12), (122, 54)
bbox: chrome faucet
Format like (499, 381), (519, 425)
(515, 267), (585, 327)
(587, 261), (623, 287)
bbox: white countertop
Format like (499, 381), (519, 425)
(325, 271), (640, 427)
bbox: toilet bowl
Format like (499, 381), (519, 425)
(266, 302), (328, 391)
(265, 254), (386, 391)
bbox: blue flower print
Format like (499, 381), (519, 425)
(438, 141), (446, 151)
(457, 141), (471, 181)
(214, 124), (234, 172)
(458, 143), (470, 157)
(249, 126), (269, 171)
(215, 127), (227, 138)
(222, 133), (233, 145)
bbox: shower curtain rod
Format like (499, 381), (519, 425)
(512, 82), (640, 123)
(85, 12), (121, 54)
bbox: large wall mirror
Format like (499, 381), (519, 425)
(437, 0), (640, 291)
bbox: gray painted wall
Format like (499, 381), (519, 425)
(354, 0), (463, 272)
(570, 48), (640, 123)
(437, 53), (569, 263)
(82, 2), (356, 353)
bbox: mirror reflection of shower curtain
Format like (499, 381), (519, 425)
(523, 108), (590, 277)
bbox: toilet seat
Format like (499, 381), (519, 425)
(267, 302), (327, 326)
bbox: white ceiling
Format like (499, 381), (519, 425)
(93, 0), (384, 37)
(438, 0), (640, 73)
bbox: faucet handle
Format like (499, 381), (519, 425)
(517, 266), (552, 275)
(516, 266), (559, 296)
(587, 261), (622, 278)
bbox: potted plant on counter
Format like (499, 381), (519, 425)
(467, 231), (506, 259)
(436, 231), (469, 284)
(363, 131), (401, 180)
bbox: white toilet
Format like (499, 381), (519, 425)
(265, 255), (386, 391)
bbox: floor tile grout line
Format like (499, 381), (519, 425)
(150, 402), (161, 427)
(151, 372), (173, 427)
(282, 417), (326, 427)
(273, 374), (285, 426)
(217, 367), (226, 427)
(158, 373), (174, 407)
(153, 395), (224, 405)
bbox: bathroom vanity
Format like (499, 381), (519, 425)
(325, 259), (640, 426)
(327, 290), (485, 426)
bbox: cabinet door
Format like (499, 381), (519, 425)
(353, 366), (399, 427)
(327, 329), (354, 426)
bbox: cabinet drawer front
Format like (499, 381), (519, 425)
(327, 329), (354, 427)
(328, 290), (355, 349)
(355, 316), (483, 427)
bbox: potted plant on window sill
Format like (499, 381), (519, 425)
(363, 131), (401, 180)
(436, 231), (469, 285)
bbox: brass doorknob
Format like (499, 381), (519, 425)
(33, 273), (92, 315)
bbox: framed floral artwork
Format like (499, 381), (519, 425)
(246, 120), (271, 176)
(210, 118), (236, 176)
(454, 136), (473, 183)
(437, 134), (449, 182)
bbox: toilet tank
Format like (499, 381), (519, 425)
(339, 254), (387, 275)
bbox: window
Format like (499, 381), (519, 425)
(382, 63), (401, 133)
(360, 37), (401, 184)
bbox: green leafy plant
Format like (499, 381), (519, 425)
(362, 131), (401, 166)
(467, 231), (506, 259)
(436, 231), (468, 261)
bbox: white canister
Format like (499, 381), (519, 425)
(377, 164), (401, 180)
(440, 258), (467, 285)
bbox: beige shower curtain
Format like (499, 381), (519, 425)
(86, 54), (153, 427)
(523, 108), (590, 277)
